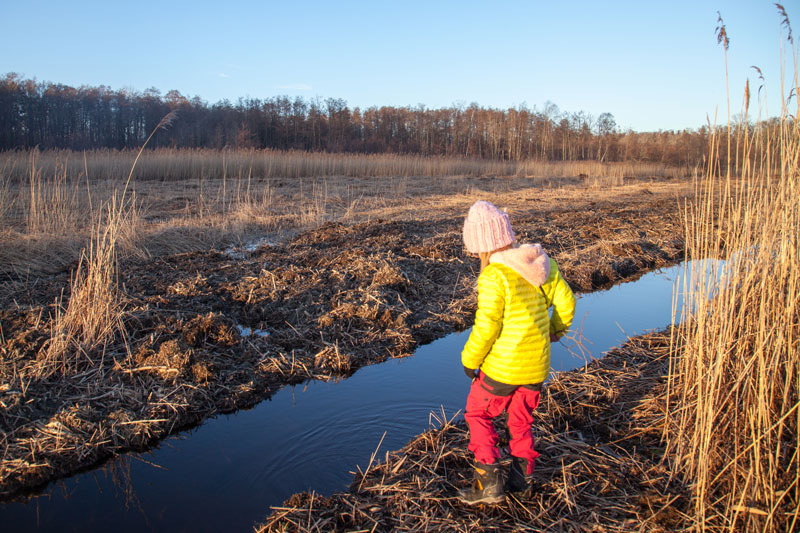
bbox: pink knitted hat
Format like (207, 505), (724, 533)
(462, 200), (515, 253)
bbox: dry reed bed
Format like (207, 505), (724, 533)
(0, 150), (682, 280)
(0, 148), (683, 183)
(0, 181), (686, 501)
(258, 331), (689, 532)
(663, 68), (800, 530)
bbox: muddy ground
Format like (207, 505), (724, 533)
(0, 181), (686, 500)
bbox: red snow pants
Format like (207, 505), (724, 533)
(464, 371), (541, 473)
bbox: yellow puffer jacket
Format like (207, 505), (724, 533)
(461, 246), (576, 385)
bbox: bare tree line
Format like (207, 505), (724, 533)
(2, 73), (713, 167)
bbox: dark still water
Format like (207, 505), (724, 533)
(1, 261), (699, 532)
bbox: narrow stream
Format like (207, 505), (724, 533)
(1, 261), (702, 532)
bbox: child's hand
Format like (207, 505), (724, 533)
(550, 333), (560, 343)
(463, 366), (478, 380)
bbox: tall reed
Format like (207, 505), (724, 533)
(24, 150), (88, 235)
(666, 11), (799, 530)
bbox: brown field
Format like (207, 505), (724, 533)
(0, 152), (688, 501)
(0, 149), (679, 278)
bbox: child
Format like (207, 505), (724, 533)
(458, 200), (576, 504)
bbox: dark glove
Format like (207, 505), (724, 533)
(463, 366), (478, 380)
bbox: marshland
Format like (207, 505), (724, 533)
(2, 5), (799, 532)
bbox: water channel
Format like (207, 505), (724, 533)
(1, 261), (701, 532)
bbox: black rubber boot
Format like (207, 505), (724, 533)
(505, 456), (533, 493)
(457, 461), (505, 504)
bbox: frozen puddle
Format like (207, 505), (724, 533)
(1, 260), (718, 532)
(223, 238), (277, 259)
(236, 325), (270, 337)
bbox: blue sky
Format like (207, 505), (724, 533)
(2, 1), (797, 132)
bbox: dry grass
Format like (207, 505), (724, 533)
(0, 149), (682, 279)
(21, 115), (175, 381)
(664, 16), (800, 531)
(0, 148), (684, 184)
(33, 199), (127, 380)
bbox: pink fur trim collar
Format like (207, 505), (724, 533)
(490, 243), (551, 286)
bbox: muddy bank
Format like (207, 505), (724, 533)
(0, 187), (685, 500)
(259, 331), (690, 532)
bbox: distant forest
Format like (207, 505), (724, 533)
(2, 73), (718, 167)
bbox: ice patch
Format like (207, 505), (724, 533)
(224, 249), (247, 260)
(223, 238), (276, 259)
(237, 325), (270, 338)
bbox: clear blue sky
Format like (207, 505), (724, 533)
(2, 1), (797, 132)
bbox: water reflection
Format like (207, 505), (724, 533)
(1, 261), (703, 532)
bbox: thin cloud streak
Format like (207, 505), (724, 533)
(276, 83), (312, 91)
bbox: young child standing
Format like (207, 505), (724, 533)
(458, 200), (576, 504)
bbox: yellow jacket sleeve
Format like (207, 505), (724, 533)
(461, 267), (505, 369)
(546, 263), (576, 336)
